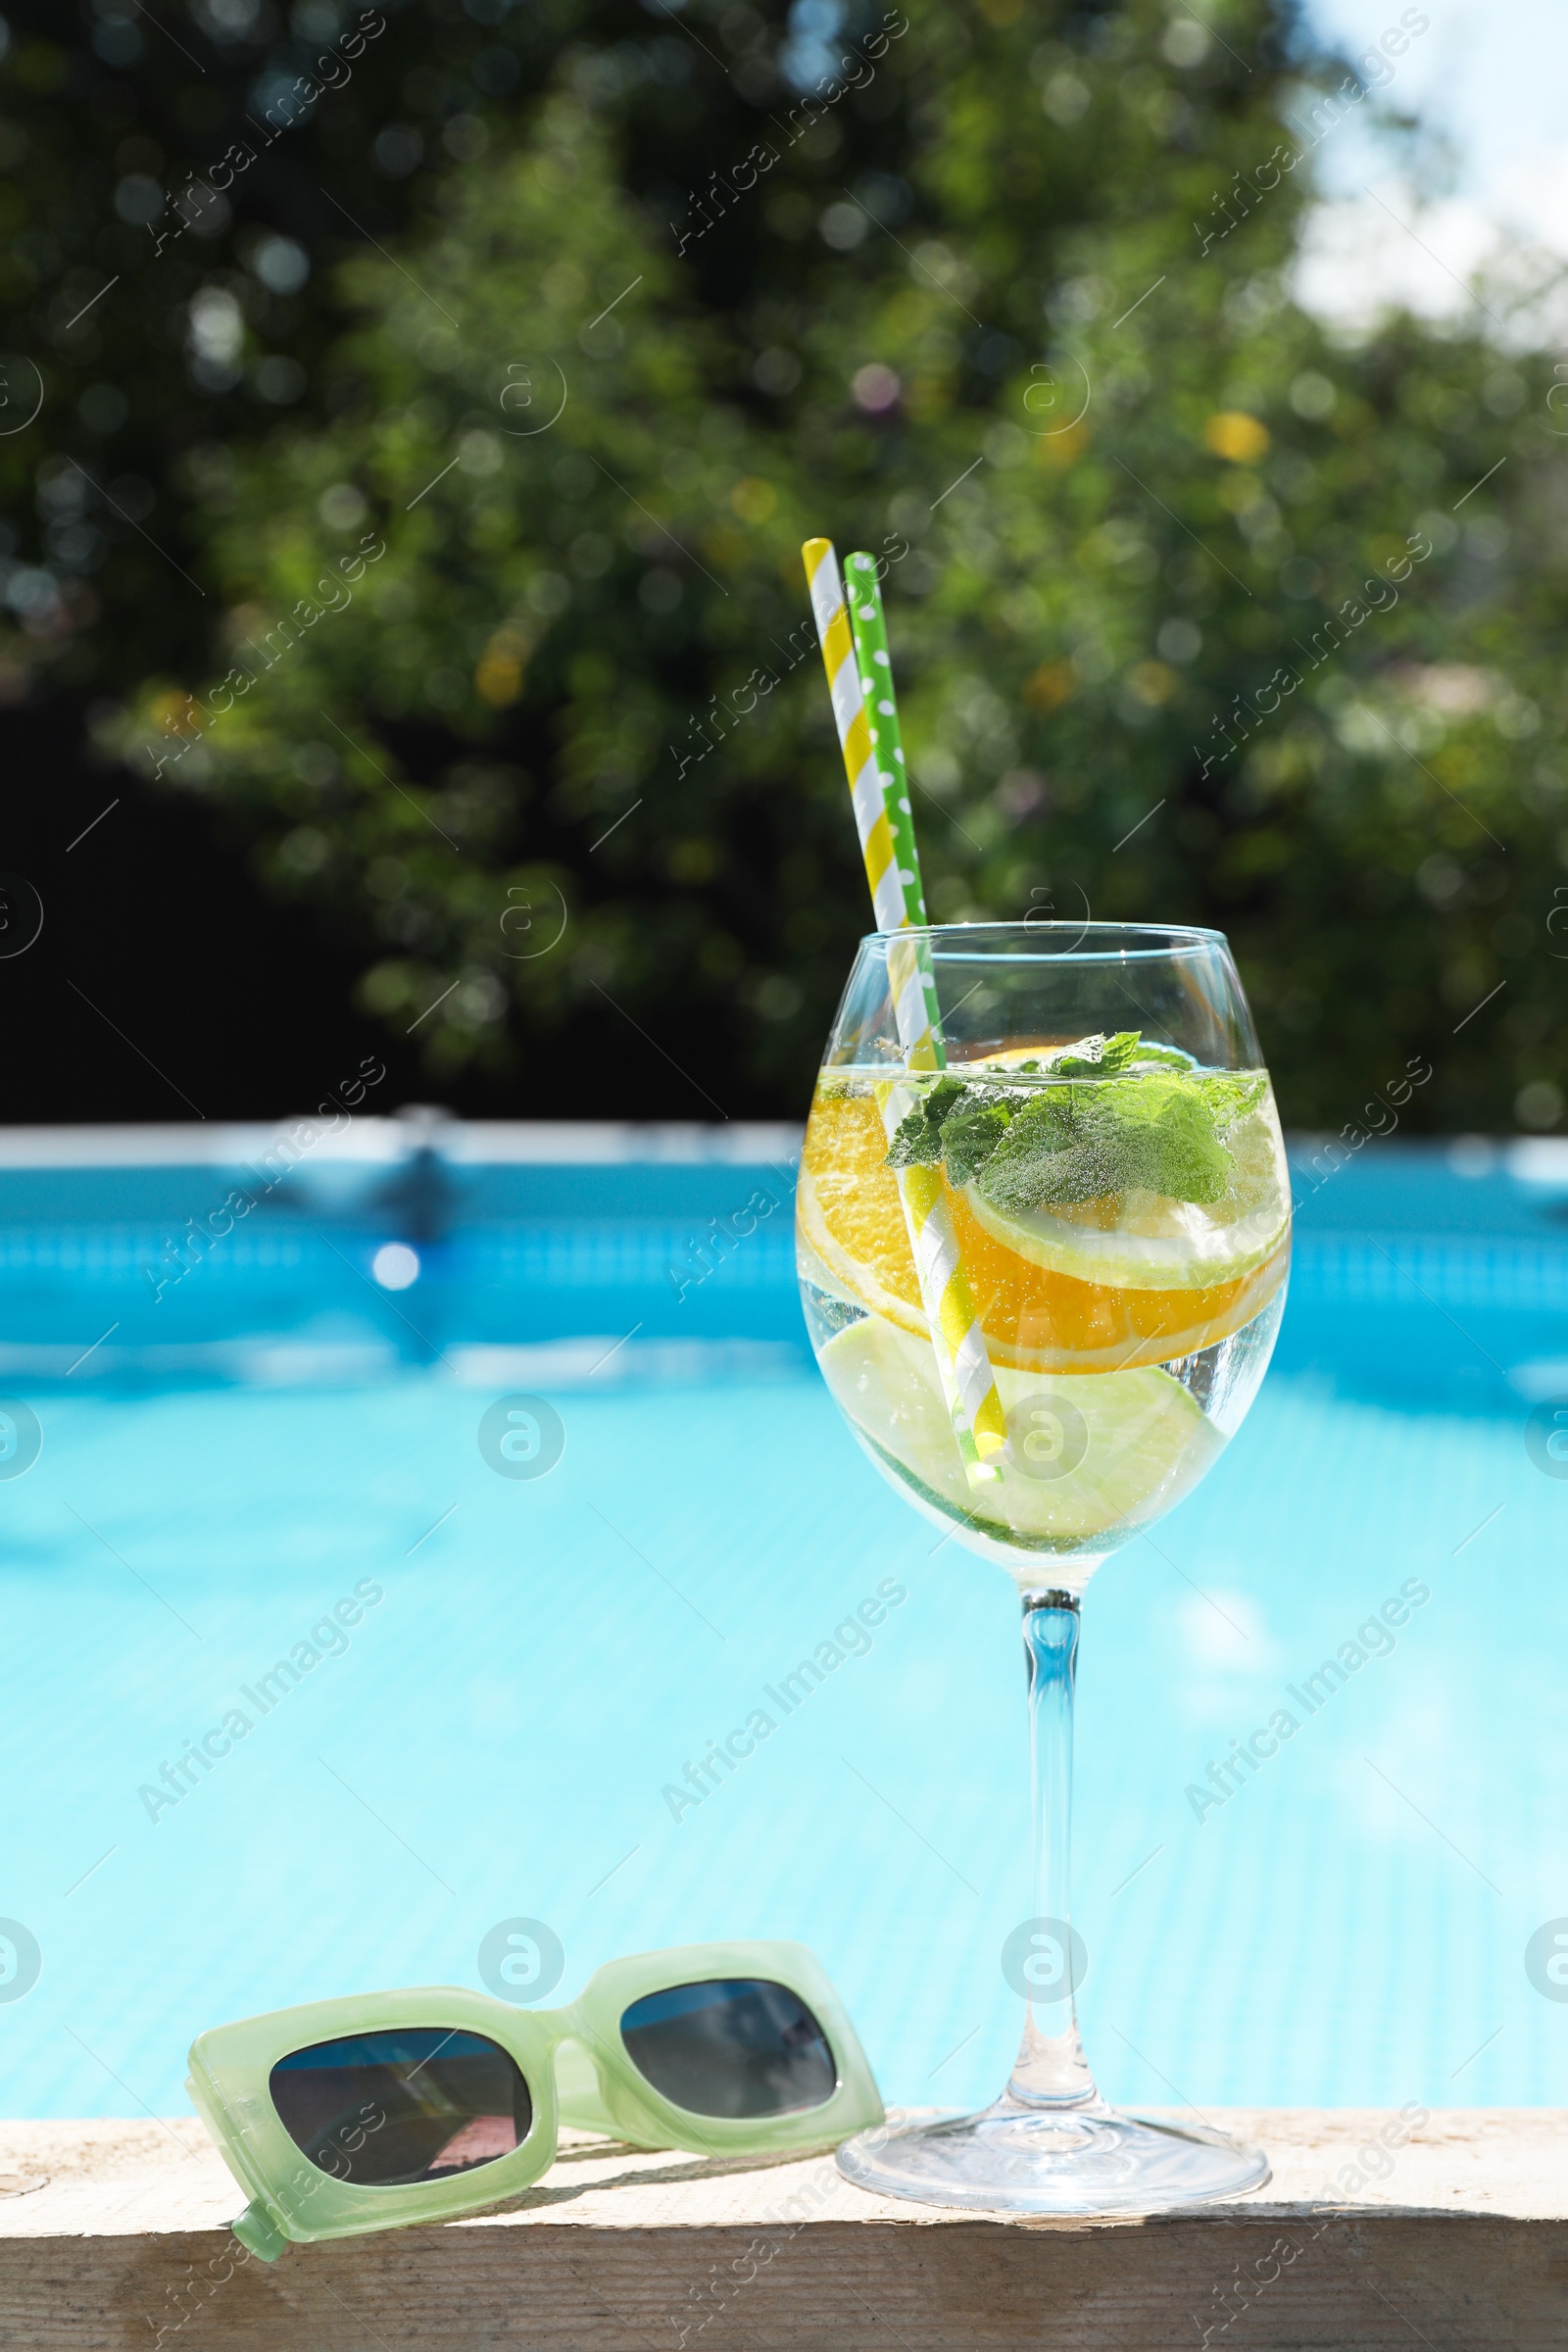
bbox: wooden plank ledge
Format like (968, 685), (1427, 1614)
(0, 2110), (1563, 2349)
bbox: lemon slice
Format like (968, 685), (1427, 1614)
(819, 1313), (1219, 1545)
(964, 1107), (1290, 1293)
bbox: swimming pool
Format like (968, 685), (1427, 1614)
(1, 1118), (1565, 2124)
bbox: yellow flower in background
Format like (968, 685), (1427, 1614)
(1126, 661), (1176, 706)
(475, 624), (531, 708)
(730, 477), (778, 524)
(1204, 411), (1271, 463)
(1033, 418), (1090, 468)
(475, 658), (520, 707)
(1023, 658), (1078, 713)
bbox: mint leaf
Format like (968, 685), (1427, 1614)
(885, 1104), (944, 1166)
(1097, 1075), (1230, 1202)
(883, 1074), (965, 1167)
(973, 1089), (1118, 1209)
(942, 1101), (1013, 1184)
(972, 1073), (1232, 1210)
(925, 1075), (966, 1126)
(1129, 1041), (1196, 1071)
(1193, 1071), (1268, 1131)
(1049, 1030), (1142, 1078)
(885, 1060), (1259, 1204)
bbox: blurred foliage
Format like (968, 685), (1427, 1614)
(2, 0), (1566, 1127)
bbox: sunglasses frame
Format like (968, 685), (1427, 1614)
(187, 1939), (882, 2257)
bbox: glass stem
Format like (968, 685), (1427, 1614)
(1004, 1588), (1099, 2110)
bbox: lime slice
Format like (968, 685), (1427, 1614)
(819, 1313), (1219, 1545)
(963, 1106), (1290, 1293)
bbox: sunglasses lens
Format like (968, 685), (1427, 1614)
(270, 2029), (531, 2186)
(618, 1978), (837, 2119)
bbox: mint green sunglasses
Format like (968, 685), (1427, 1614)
(188, 1939), (883, 2258)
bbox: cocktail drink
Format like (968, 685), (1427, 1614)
(798, 920), (1291, 2213)
(800, 928), (1289, 1571)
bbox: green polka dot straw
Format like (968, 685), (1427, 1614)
(844, 552), (928, 926)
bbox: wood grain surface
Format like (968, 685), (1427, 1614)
(0, 2109), (1563, 2350)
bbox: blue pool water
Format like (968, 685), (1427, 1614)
(1, 1121), (1566, 2124)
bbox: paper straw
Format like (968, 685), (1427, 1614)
(800, 539), (906, 937)
(872, 1084), (1009, 1480)
(843, 551), (926, 921)
(844, 549), (942, 1072)
(803, 536), (1006, 1482)
(840, 554), (1006, 1474)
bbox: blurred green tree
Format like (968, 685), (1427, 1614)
(3, 0), (1564, 1128)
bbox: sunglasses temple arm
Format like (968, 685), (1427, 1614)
(552, 2031), (665, 2148)
(231, 2199), (290, 2262)
(553, 2031), (626, 2136)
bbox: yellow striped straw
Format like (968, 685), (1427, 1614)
(802, 536), (1006, 1484)
(802, 538), (906, 935)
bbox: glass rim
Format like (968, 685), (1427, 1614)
(859, 919), (1231, 962)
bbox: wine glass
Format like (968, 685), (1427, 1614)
(796, 921), (1291, 2212)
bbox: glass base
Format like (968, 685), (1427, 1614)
(837, 2101), (1270, 2216)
